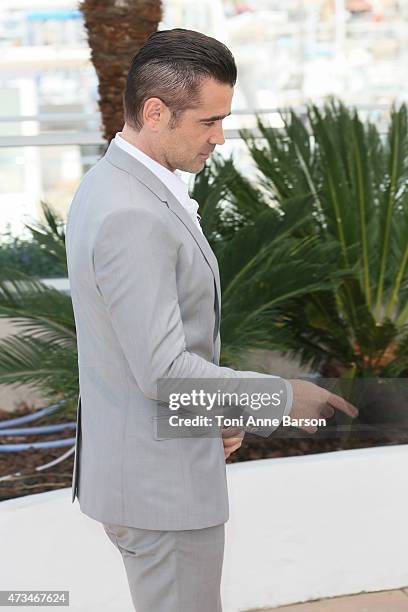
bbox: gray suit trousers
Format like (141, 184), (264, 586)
(102, 522), (225, 612)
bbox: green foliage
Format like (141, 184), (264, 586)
(2, 99), (406, 413)
(0, 237), (65, 279)
(191, 154), (349, 370)
(0, 204), (77, 413)
(231, 100), (408, 377)
(0, 203), (67, 278)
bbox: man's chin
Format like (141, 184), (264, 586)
(179, 160), (206, 174)
(195, 157), (208, 172)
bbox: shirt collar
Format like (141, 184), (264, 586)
(114, 132), (195, 211)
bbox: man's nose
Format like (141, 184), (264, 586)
(209, 124), (225, 146)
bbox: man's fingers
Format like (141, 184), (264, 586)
(224, 441), (242, 458)
(320, 404), (335, 419)
(302, 424), (318, 434)
(327, 392), (359, 417)
(221, 426), (242, 438)
(223, 428), (244, 459)
(223, 437), (242, 448)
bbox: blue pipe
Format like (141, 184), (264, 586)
(0, 402), (65, 429)
(0, 423), (76, 436)
(0, 438), (75, 452)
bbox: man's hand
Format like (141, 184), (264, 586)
(222, 426), (244, 460)
(287, 379), (359, 434)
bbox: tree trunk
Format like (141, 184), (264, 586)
(80, 0), (163, 143)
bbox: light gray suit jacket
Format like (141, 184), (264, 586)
(66, 140), (292, 531)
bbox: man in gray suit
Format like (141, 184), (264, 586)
(66, 28), (358, 612)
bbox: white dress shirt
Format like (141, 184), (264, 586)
(114, 132), (203, 234)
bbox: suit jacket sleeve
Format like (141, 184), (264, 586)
(93, 207), (293, 435)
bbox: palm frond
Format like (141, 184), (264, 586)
(0, 334), (78, 402)
(0, 272), (76, 343)
(219, 100), (408, 376)
(24, 201), (67, 271)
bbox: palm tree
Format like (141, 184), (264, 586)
(79, 0), (163, 143)
(231, 100), (408, 377)
(0, 205), (78, 416)
(191, 155), (348, 369)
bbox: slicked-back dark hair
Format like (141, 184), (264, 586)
(124, 28), (237, 130)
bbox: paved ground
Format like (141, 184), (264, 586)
(250, 588), (408, 611)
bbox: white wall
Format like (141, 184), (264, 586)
(222, 444), (408, 610)
(0, 445), (407, 611)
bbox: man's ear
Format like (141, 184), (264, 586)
(143, 97), (168, 130)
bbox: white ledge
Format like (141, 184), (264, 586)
(1, 445), (407, 611)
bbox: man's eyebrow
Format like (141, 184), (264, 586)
(198, 111), (231, 122)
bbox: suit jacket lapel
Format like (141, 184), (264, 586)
(165, 192), (221, 300)
(104, 140), (221, 339)
(164, 192), (221, 345)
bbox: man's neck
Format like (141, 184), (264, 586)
(119, 125), (174, 172)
